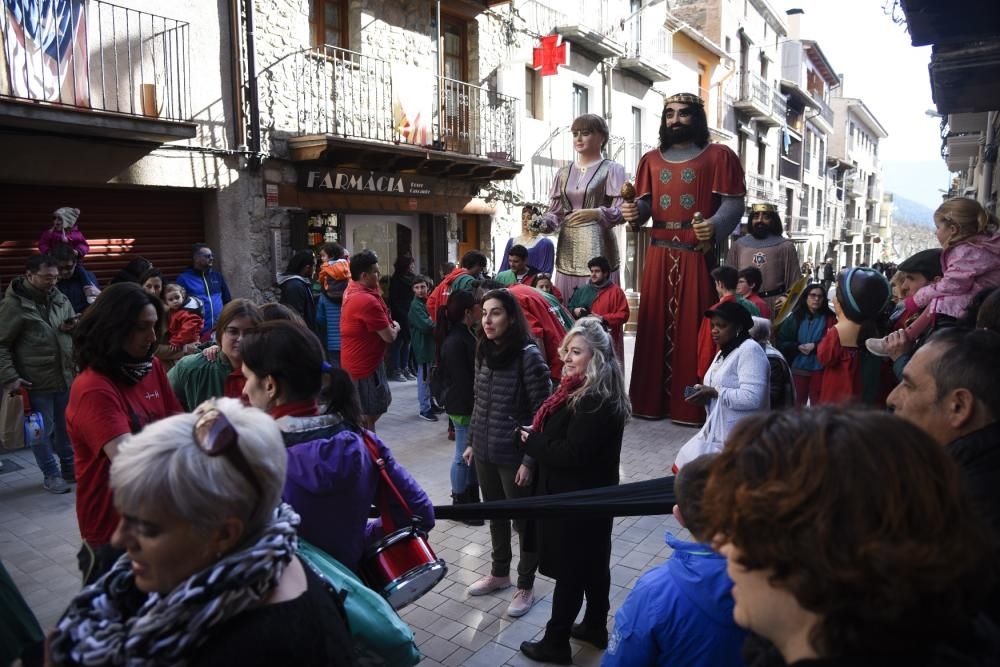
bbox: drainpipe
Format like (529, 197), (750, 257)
(436, 0), (442, 145)
(228, 0), (246, 154)
(244, 0), (262, 169)
(980, 110), (998, 210)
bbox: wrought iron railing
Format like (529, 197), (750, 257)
(747, 173), (778, 203)
(258, 45), (518, 161)
(789, 215), (809, 233)
(740, 70), (772, 112)
(520, 0), (614, 38)
(621, 15), (671, 63)
(772, 90), (787, 120)
(812, 94), (834, 126)
(0, 0), (191, 121)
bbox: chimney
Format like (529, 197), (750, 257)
(786, 8), (804, 40)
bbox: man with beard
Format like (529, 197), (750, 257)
(622, 93), (746, 423)
(567, 256), (631, 363)
(727, 203), (802, 314)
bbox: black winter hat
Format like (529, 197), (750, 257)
(897, 249), (943, 280)
(836, 268), (890, 323)
(704, 300), (755, 333)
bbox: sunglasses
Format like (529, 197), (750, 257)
(193, 402), (263, 517)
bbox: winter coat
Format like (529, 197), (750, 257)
(912, 232), (1000, 319)
(0, 277), (75, 392)
(469, 342), (551, 469)
(388, 272), (415, 330)
(167, 309), (203, 347)
(439, 324), (476, 416)
(522, 393), (623, 579)
(407, 297), (435, 365)
(777, 311), (836, 372)
(277, 415), (435, 572)
(56, 265), (98, 314)
(605, 533), (746, 667)
(277, 273), (317, 330)
(176, 267), (232, 335)
(167, 352), (243, 411)
(315, 293), (342, 352)
(39, 226), (89, 257)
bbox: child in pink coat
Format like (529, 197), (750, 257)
(867, 197), (1000, 356)
(39, 207), (90, 258)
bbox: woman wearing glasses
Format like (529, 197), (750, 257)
(51, 398), (354, 666)
(538, 114), (626, 300)
(67, 283), (184, 585)
(776, 283), (835, 407)
(168, 299), (262, 411)
(239, 320), (434, 573)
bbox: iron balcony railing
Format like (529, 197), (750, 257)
(740, 70), (772, 112)
(258, 45), (518, 161)
(621, 15), (671, 62)
(789, 215), (809, 233)
(0, 0), (191, 121)
(811, 94), (834, 126)
(520, 0), (614, 39)
(772, 89), (787, 120)
(747, 173), (778, 203)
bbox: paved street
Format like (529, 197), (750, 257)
(0, 337), (693, 666)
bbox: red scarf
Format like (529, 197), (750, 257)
(269, 399), (319, 419)
(531, 374), (586, 432)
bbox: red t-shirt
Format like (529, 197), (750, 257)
(67, 359), (183, 544)
(815, 326), (862, 404)
(341, 281), (392, 380)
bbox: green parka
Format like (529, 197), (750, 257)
(0, 277), (76, 392)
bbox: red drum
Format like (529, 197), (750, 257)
(361, 526), (447, 610)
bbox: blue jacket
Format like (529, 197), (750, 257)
(315, 293), (342, 352)
(56, 265), (98, 314)
(176, 267), (231, 335)
(604, 533), (746, 667)
(277, 415), (435, 573)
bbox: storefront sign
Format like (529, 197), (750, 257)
(265, 183), (279, 208)
(298, 168), (473, 198)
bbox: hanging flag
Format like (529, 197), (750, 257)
(532, 34), (569, 77)
(2, 0), (90, 107)
(391, 63), (433, 146)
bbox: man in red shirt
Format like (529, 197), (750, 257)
(341, 250), (399, 430)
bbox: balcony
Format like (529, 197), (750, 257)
(260, 45), (520, 181)
(0, 1), (195, 142)
(779, 155), (801, 181)
(810, 93), (835, 132)
(747, 173), (779, 204)
(787, 215), (810, 237)
(841, 218), (864, 242)
(734, 70), (782, 127)
(618, 17), (670, 82)
(521, 0), (625, 59)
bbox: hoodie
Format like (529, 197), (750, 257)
(278, 416), (435, 573)
(605, 532), (746, 667)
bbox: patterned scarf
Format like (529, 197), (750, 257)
(112, 345), (156, 386)
(50, 503), (300, 666)
(531, 373), (585, 433)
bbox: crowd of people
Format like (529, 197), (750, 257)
(2, 91), (1000, 667)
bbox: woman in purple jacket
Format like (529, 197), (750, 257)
(239, 320), (434, 572)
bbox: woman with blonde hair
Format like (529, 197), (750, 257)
(516, 317), (630, 664)
(868, 197), (1000, 356)
(51, 398), (353, 665)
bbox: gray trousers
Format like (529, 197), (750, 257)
(475, 458), (538, 589)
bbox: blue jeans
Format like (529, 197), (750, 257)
(449, 420), (477, 494)
(416, 363), (432, 414)
(26, 390), (74, 479)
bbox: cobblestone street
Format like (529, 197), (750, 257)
(0, 339), (693, 666)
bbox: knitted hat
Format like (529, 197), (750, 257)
(53, 207), (80, 229)
(897, 249), (943, 280)
(704, 300), (754, 333)
(836, 267), (890, 323)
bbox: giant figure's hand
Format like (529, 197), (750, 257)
(565, 209), (600, 226)
(621, 202), (639, 222)
(693, 217), (715, 242)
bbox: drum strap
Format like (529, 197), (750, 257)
(361, 431), (416, 534)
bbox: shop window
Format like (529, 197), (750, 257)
(310, 0), (347, 48)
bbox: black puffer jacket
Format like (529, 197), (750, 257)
(439, 324), (476, 417)
(469, 341), (551, 468)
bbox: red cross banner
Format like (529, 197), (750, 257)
(532, 34), (569, 76)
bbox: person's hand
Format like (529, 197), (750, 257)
(684, 384), (717, 405)
(692, 217), (715, 242)
(59, 316), (80, 332)
(3, 377), (31, 395)
(515, 464), (533, 487)
(565, 209), (600, 227)
(621, 201), (639, 222)
(182, 343), (200, 355)
(518, 424), (533, 443)
(883, 329), (913, 362)
(773, 295), (787, 313)
(798, 343), (815, 355)
(462, 446), (474, 466)
(202, 345), (220, 361)
(83, 285), (100, 298)
(573, 307), (586, 318)
(391, 320), (401, 332)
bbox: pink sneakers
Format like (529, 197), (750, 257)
(468, 574), (512, 596)
(506, 587), (535, 617)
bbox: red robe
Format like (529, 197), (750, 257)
(629, 144), (746, 423)
(509, 284), (569, 380)
(815, 326), (862, 404)
(592, 284), (630, 363)
(426, 267), (469, 321)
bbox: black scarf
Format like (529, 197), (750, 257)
(111, 345), (156, 385)
(481, 339), (523, 370)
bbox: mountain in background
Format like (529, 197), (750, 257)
(881, 159), (952, 212)
(890, 193), (936, 228)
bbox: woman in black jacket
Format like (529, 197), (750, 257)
(464, 288), (551, 617)
(438, 290), (482, 523)
(517, 317), (631, 664)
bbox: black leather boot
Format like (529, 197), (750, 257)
(570, 621), (608, 649)
(520, 639), (572, 664)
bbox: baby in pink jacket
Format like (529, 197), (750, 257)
(39, 207), (90, 258)
(868, 197), (1000, 356)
